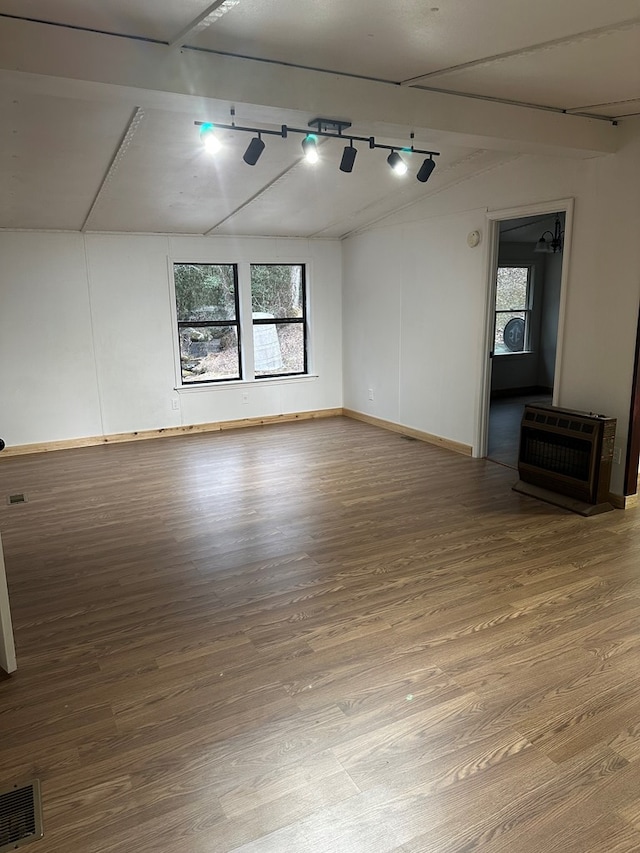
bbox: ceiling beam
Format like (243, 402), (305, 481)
(168, 0), (232, 51)
(0, 15), (620, 157)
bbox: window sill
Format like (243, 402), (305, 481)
(175, 374), (319, 392)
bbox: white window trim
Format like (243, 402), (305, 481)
(167, 256), (312, 387)
(493, 263), (534, 357)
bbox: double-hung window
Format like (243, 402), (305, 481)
(251, 264), (307, 378)
(174, 263), (241, 383)
(494, 265), (533, 355)
(172, 261), (308, 384)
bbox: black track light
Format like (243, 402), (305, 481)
(340, 143), (357, 173)
(387, 150), (408, 176)
(302, 135), (319, 163)
(195, 118), (441, 182)
(416, 156), (436, 183)
(243, 135), (265, 165)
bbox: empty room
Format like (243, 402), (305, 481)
(2, 2), (640, 852)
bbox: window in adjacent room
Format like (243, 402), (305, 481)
(174, 263), (241, 383)
(250, 264), (307, 377)
(494, 265), (532, 355)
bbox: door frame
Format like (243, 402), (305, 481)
(475, 198), (575, 458)
(0, 533), (16, 674)
(624, 307), (640, 497)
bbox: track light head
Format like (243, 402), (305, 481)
(243, 135), (265, 165)
(302, 134), (319, 164)
(340, 143), (357, 173)
(416, 157), (436, 183)
(200, 123), (222, 155)
(387, 151), (408, 176)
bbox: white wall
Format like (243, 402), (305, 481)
(0, 232), (104, 444)
(539, 252), (563, 389)
(343, 129), (640, 494)
(0, 233), (342, 447)
(343, 208), (488, 448)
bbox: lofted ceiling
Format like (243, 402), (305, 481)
(0, 0), (638, 238)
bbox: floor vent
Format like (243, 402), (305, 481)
(7, 494), (27, 505)
(400, 435), (418, 441)
(0, 780), (43, 851)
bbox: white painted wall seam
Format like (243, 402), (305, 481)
(82, 234), (106, 437)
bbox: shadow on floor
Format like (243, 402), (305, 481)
(487, 394), (552, 469)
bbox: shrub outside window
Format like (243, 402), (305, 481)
(494, 266), (532, 355)
(172, 261), (308, 384)
(174, 263), (241, 383)
(251, 264), (307, 378)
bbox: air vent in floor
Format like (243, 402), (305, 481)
(7, 494), (26, 505)
(0, 780), (43, 851)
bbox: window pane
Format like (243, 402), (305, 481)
(496, 267), (528, 310)
(251, 265), (303, 318)
(494, 312), (526, 354)
(174, 263), (237, 321)
(180, 325), (240, 381)
(255, 323), (304, 376)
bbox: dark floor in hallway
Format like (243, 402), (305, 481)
(487, 394), (552, 468)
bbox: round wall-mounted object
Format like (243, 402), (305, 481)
(503, 317), (525, 352)
(467, 230), (481, 248)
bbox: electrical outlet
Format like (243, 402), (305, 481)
(241, 391), (249, 404)
(171, 399), (179, 411)
(613, 447), (622, 465)
(368, 388), (374, 401)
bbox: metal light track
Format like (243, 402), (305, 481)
(194, 117), (440, 158)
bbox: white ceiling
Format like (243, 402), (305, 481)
(0, 0), (638, 238)
(499, 213), (564, 245)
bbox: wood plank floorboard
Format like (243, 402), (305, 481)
(1, 415), (640, 851)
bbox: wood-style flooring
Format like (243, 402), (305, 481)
(1, 416), (640, 852)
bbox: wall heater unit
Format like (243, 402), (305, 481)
(514, 404), (616, 515)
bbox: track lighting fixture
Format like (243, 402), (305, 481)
(200, 123), (222, 154)
(302, 135), (319, 164)
(387, 151), (408, 176)
(243, 135), (265, 165)
(339, 143), (357, 173)
(194, 116), (440, 182)
(416, 156), (436, 183)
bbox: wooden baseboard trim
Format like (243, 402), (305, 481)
(342, 409), (472, 456)
(2, 408), (471, 459)
(0, 408), (344, 459)
(609, 492), (638, 510)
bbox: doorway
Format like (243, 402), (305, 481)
(485, 210), (566, 468)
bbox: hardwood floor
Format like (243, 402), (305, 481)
(1, 416), (640, 852)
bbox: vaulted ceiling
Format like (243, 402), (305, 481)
(0, 1), (637, 238)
